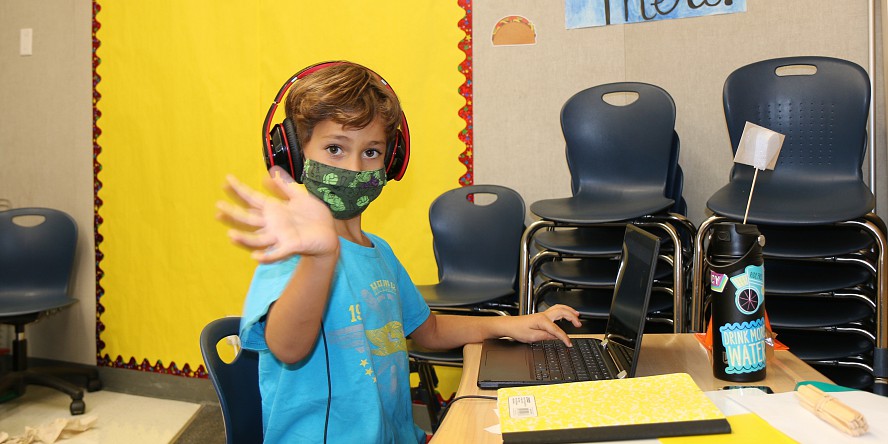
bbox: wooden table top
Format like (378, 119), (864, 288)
(429, 333), (832, 444)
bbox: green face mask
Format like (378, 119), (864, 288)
(301, 159), (387, 220)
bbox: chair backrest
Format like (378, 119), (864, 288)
(429, 185), (526, 287)
(723, 56), (871, 186)
(0, 208), (77, 315)
(561, 82), (677, 198)
(199, 317), (263, 444)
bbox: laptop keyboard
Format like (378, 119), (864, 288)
(531, 338), (611, 382)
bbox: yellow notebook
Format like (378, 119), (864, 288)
(497, 373), (731, 443)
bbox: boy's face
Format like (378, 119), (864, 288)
(302, 118), (387, 172)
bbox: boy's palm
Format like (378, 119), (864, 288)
(217, 169), (338, 263)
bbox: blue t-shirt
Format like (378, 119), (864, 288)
(240, 233), (431, 443)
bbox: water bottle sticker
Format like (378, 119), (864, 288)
(729, 265), (765, 315)
(710, 271), (728, 293)
(719, 318), (766, 374)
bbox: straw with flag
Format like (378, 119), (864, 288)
(733, 121), (785, 223)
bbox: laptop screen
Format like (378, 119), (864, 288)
(604, 225), (659, 352)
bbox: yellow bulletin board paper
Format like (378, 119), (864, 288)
(497, 373), (731, 444)
(95, 0), (466, 373)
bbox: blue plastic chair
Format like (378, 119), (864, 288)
(0, 207), (102, 415)
(690, 56), (886, 393)
(520, 83), (695, 334)
(200, 316), (263, 443)
(408, 184), (526, 431)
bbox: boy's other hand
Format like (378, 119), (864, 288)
(507, 304), (582, 347)
(216, 167), (338, 263)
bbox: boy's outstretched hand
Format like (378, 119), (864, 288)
(216, 166), (338, 263)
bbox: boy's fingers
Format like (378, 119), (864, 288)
(545, 305), (582, 327)
(228, 229), (276, 250)
(269, 166), (296, 184)
(544, 323), (572, 347)
(225, 175), (267, 210)
(216, 201), (264, 230)
(263, 175), (295, 201)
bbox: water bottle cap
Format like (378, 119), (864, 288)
(709, 222), (764, 258)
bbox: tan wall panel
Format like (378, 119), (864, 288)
(626, 0), (875, 223)
(0, 0), (95, 364)
(474, 0), (883, 226)
(475, 1), (627, 212)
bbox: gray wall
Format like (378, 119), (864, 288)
(1, 0), (94, 364)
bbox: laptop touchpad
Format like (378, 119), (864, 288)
(484, 350), (531, 378)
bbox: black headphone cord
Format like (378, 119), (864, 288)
(321, 322), (331, 444)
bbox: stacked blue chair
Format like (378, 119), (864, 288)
(407, 184), (526, 431)
(691, 56), (887, 393)
(521, 82), (696, 335)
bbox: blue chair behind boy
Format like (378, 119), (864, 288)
(200, 316), (263, 443)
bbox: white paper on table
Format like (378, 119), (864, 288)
(727, 390), (888, 443)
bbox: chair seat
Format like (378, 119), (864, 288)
(764, 259), (872, 294)
(707, 181), (874, 225)
(773, 329), (873, 361)
(417, 282), (515, 308)
(759, 225), (874, 258)
(0, 295), (76, 318)
(767, 296), (873, 328)
(533, 226), (626, 256)
(533, 226), (680, 257)
(530, 194), (674, 224)
(809, 362), (874, 391)
(407, 344), (463, 364)
(537, 287), (673, 318)
(538, 257), (672, 288)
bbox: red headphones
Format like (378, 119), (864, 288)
(261, 61), (410, 183)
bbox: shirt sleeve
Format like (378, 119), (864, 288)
(239, 256), (300, 351)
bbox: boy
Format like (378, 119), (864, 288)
(217, 62), (581, 443)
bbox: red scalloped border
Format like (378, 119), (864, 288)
(91, 1), (472, 379)
(458, 0), (474, 186)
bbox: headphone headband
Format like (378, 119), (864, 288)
(262, 61), (410, 182)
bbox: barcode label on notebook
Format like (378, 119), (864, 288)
(507, 395), (538, 418)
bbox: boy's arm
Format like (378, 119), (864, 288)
(409, 304), (582, 351)
(217, 168), (339, 363)
(263, 253), (337, 363)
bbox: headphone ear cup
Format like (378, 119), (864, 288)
(385, 129), (409, 181)
(282, 118), (305, 183)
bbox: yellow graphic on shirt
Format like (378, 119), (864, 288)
(365, 321), (406, 357)
(359, 358), (377, 383)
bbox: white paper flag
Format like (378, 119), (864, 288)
(734, 121), (784, 170)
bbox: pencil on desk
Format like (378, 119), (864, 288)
(796, 384), (868, 437)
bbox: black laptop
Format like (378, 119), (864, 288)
(477, 224), (660, 389)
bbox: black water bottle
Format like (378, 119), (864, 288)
(707, 222), (767, 382)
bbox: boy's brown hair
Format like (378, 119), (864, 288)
(285, 62), (403, 149)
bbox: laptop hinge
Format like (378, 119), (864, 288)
(603, 339), (631, 378)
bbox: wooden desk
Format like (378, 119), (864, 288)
(430, 334), (832, 444)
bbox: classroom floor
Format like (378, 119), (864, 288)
(0, 362), (460, 443)
(0, 361), (225, 444)
(0, 386), (209, 443)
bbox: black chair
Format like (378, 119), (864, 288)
(200, 316), (263, 444)
(0, 207), (101, 415)
(407, 184), (526, 431)
(520, 83), (695, 334)
(690, 56), (886, 393)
